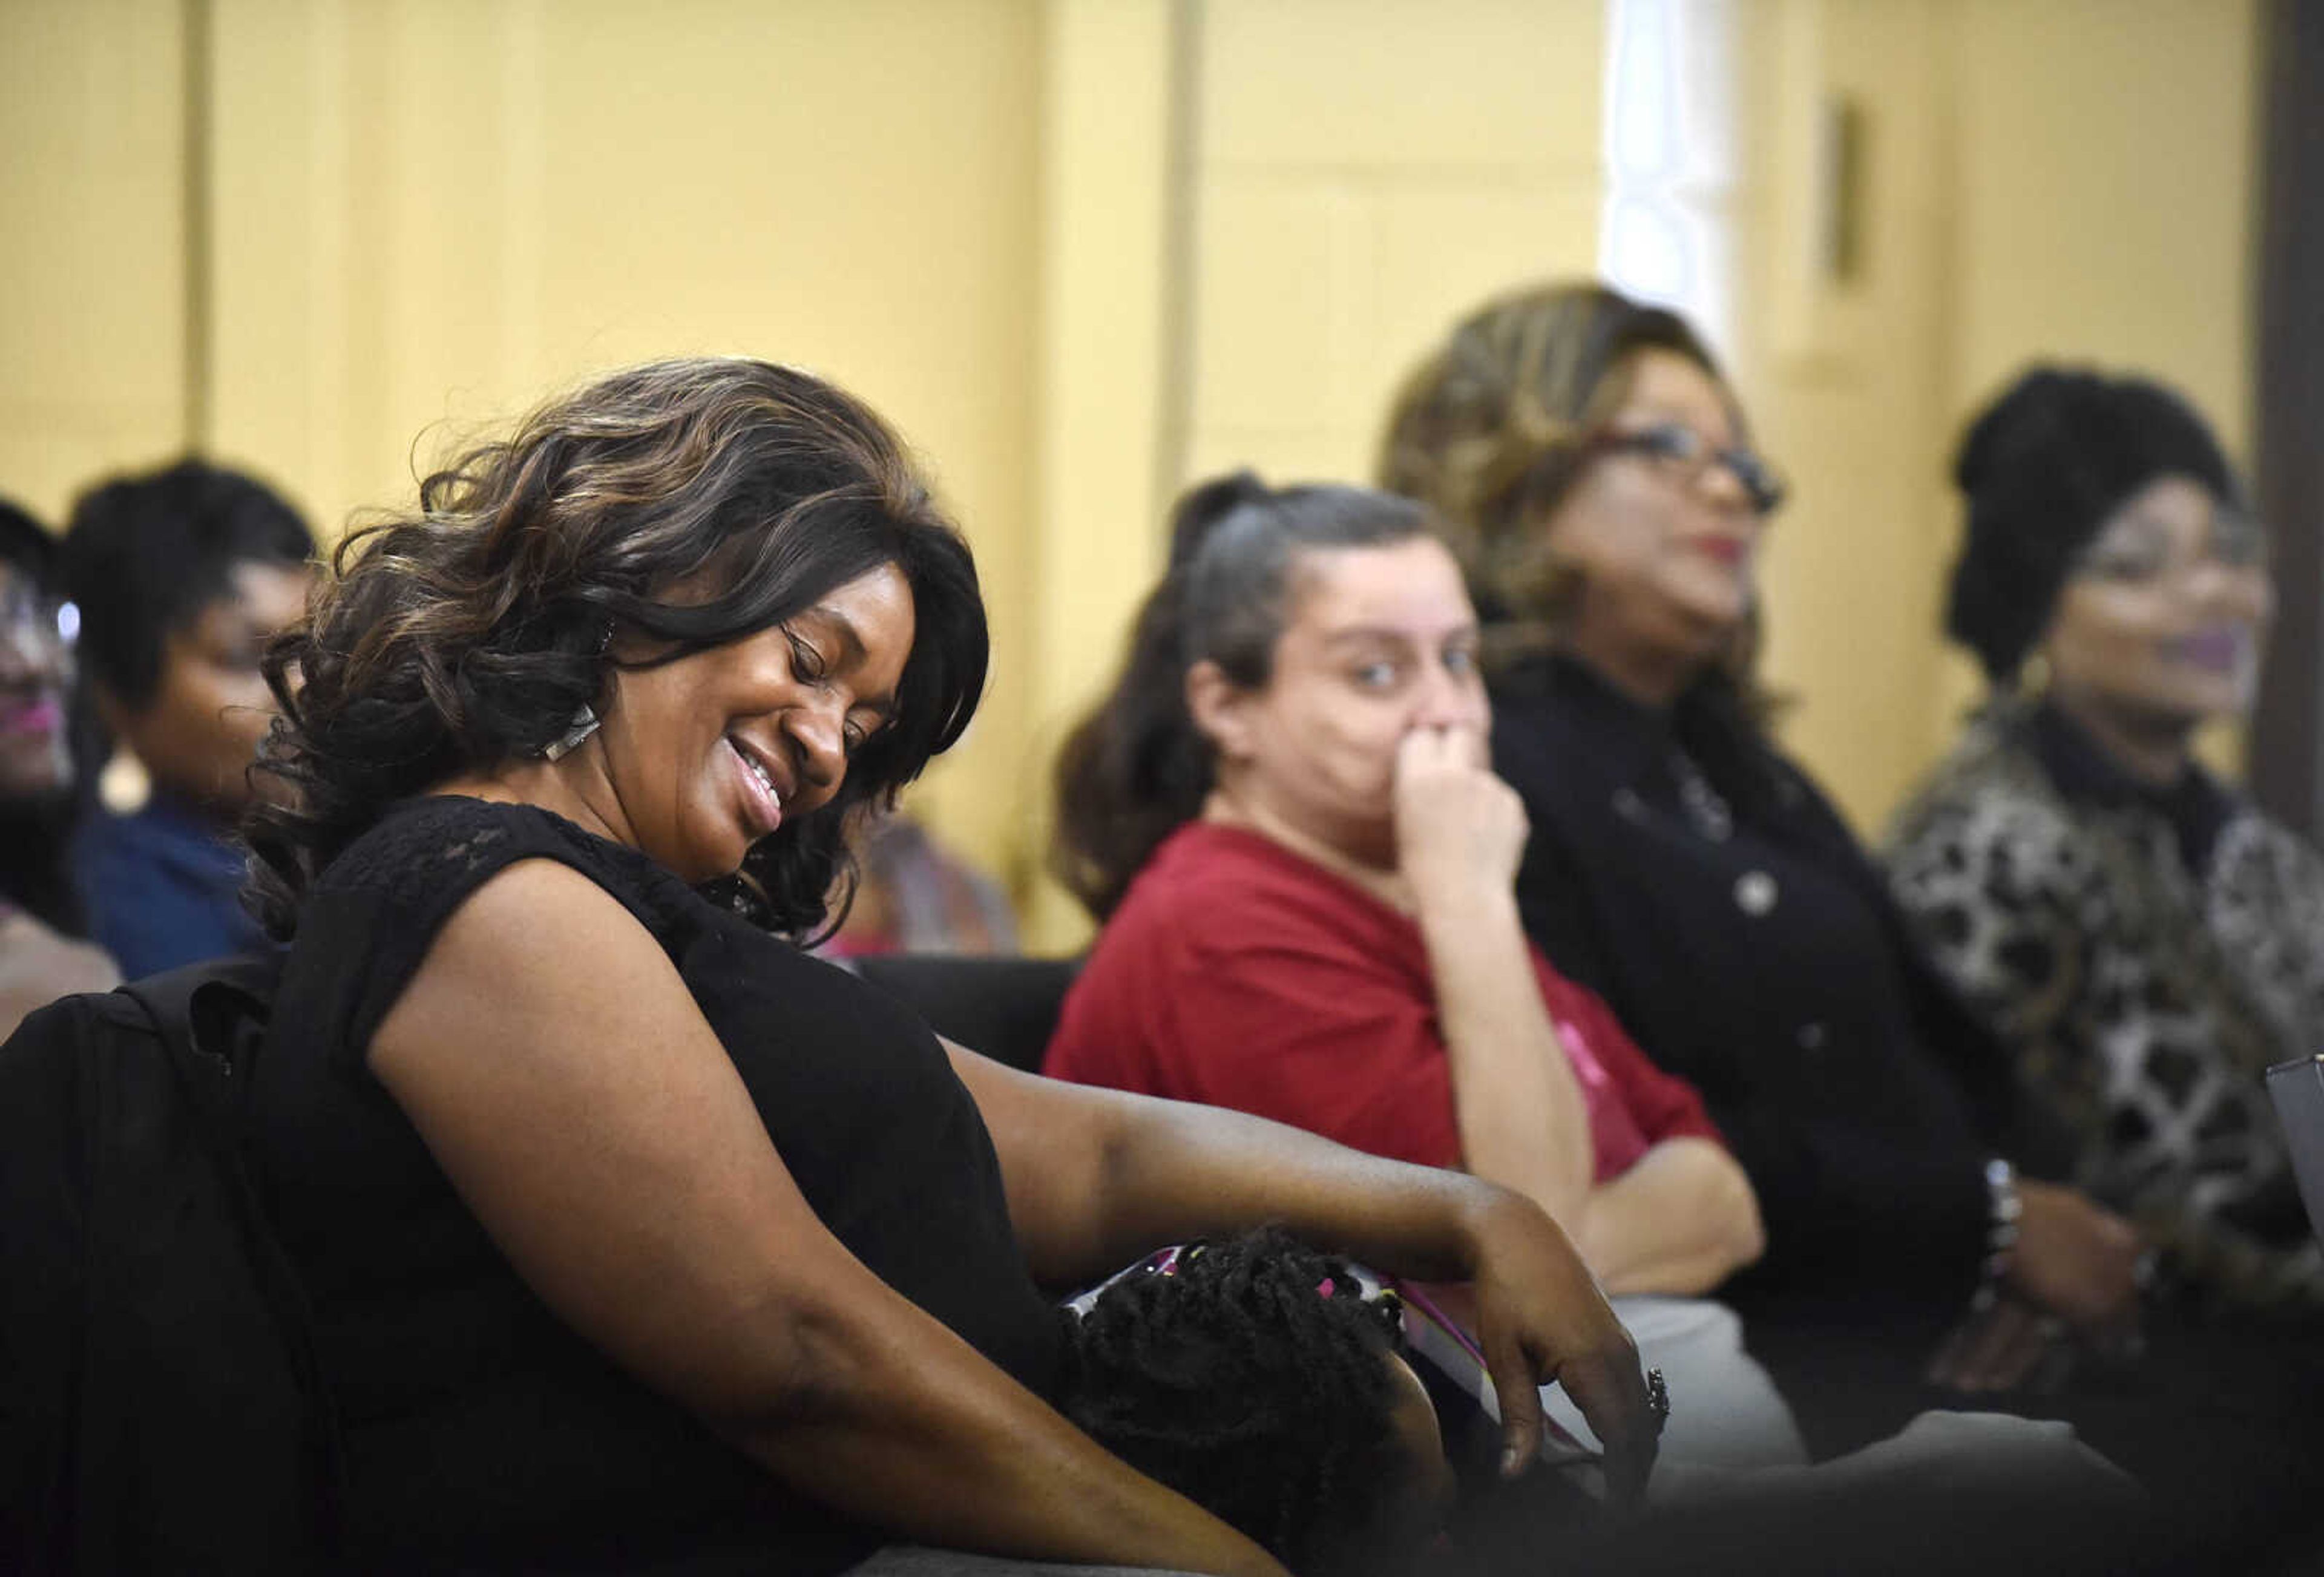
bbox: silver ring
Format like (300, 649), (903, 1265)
(1644, 1367), (1670, 1428)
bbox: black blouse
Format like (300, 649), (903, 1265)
(2029, 700), (2237, 877)
(249, 796), (1066, 1575)
(1489, 655), (2066, 1331)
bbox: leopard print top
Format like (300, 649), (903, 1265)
(1885, 703), (2324, 1311)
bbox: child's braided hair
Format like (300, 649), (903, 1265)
(1063, 1227), (1420, 1574)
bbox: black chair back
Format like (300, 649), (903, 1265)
(852, 954), (1081, 1075)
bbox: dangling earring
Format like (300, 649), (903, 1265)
(2017, 651), (2052, 697)
(542, 706), (600, 761)
(542, 618), (614, 761)
(97, 741), (151, 815)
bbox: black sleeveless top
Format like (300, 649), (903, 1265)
(249, 796), (1067, 1575)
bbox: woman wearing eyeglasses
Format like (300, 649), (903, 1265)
(1376, 284), (2150, 1454)
(0, 499), (116, 1040)
(1886, 367), (2324, 1317)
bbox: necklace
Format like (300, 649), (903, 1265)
(1669, 746), (1735, 842)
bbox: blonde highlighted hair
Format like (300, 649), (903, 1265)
(1376, 280), (1725, 640)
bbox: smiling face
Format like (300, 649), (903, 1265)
(1193, 536), (1487, 868)
(591, 562), (914, 884)
(1538, 347), (1768, 697)
(2041, 474), (2273, 735)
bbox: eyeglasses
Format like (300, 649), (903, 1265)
(1589, 421), (1787, 517)
(0, 580), (76, 654)
(2071, 509), (2270, 584)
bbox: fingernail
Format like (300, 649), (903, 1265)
(1500, 1444), (1525, 1477)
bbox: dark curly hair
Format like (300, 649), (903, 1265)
(1048, 473), (1430, 919)
(1063, 1228), (1423, 1575)
(245, 356), (988, 940)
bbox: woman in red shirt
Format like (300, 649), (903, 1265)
(1047, 473), (1765, 1302)
(1042, 474), (1816, 1489)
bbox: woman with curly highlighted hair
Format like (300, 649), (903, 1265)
(240, 356), (1657, 1576)
(1376, 283), (2149, 1420)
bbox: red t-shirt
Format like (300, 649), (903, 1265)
(1044, 822), (1721, 1179)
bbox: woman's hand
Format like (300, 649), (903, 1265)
(1459, 1189), (1659, 1503)
(1930, 1182), (2144, 1392)
(1393, 725), (1529, 910)
(1926, 1293), (2065, 1394)
(1393, 722), (1599, 1234)
(1572, 1136), (1767, 1296)
(2006, 1181), (2144, 1333)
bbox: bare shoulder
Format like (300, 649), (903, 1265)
(346, 854), (875, 1431)
(367, 856), (698, 1084)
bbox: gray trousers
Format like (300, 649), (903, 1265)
(1540, 1294), (1811, 1484)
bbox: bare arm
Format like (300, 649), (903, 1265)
(368, 860), (1285, 1577)
(1398, 728), (1595, 1226)
(1397, 729), (1764, 1298)
(952, 1043), (1658, 1500)
(1572, 1138), (1765, 1296)
(1425, 897), (1759, 1296)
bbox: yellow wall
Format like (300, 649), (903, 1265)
(1950, 0), (2257, 454)
(1728, 0), (1969, 834)
(1182, 0), (1609, 488)
(1945, 0), (2260, 782)
(1020, 0), (1185, 946)
(1733, 0), (2259, 833)
(0, 0), (189, 522)
(201, 0), (1047, 874)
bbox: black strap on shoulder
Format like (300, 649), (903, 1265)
(114, 951), (348, 1551)
(117, 954), (284, 1093)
